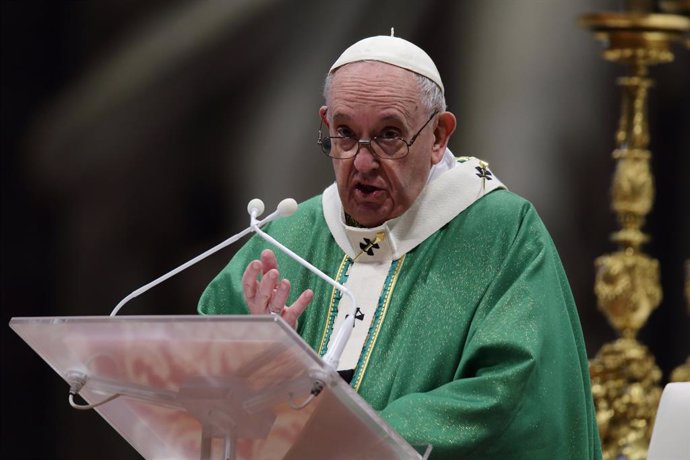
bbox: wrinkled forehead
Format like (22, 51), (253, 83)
(327, 61), (423, 121)
(330, 60), (419, 86)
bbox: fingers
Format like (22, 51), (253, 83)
(269, 279), (291, 315)
(255, 269), (279, 311)
(242, 260), (262, 302)
(241, 250), (312, 328)
(260, 249), (278, 274)
(282, 289), (313, 329)
(242, 258), (280, 315)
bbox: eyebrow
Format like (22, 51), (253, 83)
(330, 112), (407, 126)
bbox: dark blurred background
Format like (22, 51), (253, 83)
(2, 1), (688, 458)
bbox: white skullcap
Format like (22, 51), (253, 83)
(329, 35), (444, 93)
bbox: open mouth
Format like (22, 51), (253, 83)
(354, 183), (385, 200)
(356, 183), (380, 194)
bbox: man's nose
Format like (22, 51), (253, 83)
(353, 141), (379, 172)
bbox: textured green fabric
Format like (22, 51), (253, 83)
(198, 189), (602, 459)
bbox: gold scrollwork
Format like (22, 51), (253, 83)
(595, 251), (662, 338)
(611, 149), (654, 222)
(590, 338), (662, 460)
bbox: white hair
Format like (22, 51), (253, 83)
(412, 72), (446, 114)
(323, 66), (446, 120)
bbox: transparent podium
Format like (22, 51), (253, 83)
(10, 315), (425, 460)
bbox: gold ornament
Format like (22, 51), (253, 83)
(595, 251), (662, 338)
(590, 339), (662, 460)
(580, 6), (689, 460)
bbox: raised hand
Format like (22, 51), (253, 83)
(241, 249), (313, 328)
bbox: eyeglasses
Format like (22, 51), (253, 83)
(317, 110), (438, 160)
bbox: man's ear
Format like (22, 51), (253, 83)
(319, 106), (329, 127)
(431, 111), (457, 164)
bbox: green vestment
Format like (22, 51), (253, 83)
(199, 158), (602, 459)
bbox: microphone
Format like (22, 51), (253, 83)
(110, 196), (357, 371)
(110, 198), (289, 316)
(276, 198), (298, 217)
(247, 198), (265, 219)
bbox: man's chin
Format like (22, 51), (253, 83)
(346, 205), (389, 228)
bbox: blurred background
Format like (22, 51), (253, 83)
(2, 0), (688, 458)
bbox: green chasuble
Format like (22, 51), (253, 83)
(199, 157), (602, 459)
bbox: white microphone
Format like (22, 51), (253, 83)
(250, 201), (358, 370)
(110, 196), (357, 371)
(110, 198), (287, 316)
(247, 198), (265, 219)
(251, 198), (298, 227)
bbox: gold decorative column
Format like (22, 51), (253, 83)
(579, 7), (690, 460)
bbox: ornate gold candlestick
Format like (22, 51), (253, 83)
(579, 8), (690, 460)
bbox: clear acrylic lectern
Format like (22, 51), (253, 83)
(10, 315), (425, 460)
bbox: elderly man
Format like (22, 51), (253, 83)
(199, 35), (602, 459)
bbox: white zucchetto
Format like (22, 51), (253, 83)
(329, 35), (444, 93)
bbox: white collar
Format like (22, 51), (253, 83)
(322, 150), (506, 261)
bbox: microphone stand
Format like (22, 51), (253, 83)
(109, 198), (357, 371)
(110, 199), (282, 316)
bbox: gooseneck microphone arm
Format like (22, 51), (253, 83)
(110, 199), (279, 316)
(109, 197), (357, 370)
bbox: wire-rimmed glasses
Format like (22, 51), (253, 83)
(317, 110), (438, 160)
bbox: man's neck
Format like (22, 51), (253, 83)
(344, 212), (366, 228)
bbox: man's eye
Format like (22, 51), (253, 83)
(336, 127), (355, 138)
(378, 129), (401, 140)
